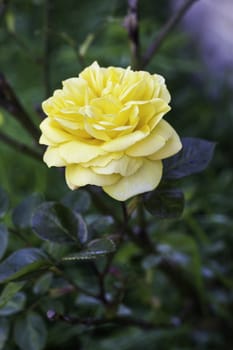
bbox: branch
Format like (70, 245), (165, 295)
(123, 0), (140, 69)
(0, 131), (42, 161)
(47, 310), (174, 330)
(141, 0), (199, 68)
(0, 74), (40, 142)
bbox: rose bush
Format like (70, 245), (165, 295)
(40, 62), (181, 201)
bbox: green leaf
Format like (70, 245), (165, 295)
(12, 193), (43, 229)
(163, 137), (216, 179)
(0, 281), (25, 308)
(61, 189), (91, 213)
(63, 238), (116, 261)
(144, 189), (184, 219)
(14, 312), (47, 350)
(0, 224), (8, 260)
(0, 248), (50, 283)
(0, 292), (26, 316)
(0, 318), (10, 350)
(0, 188), (9, 219)
(32, 202), (82, 245)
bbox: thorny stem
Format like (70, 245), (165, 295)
(141, 0), (199, 68)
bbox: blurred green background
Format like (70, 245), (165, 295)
(0, 0), (232, 349)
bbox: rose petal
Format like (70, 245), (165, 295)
(59, 140), (106, 164)
(148, 130), (182, 160)
(92, 155), (143, 176)
(126, 120), (173, 157)
(83, 153), (123, 167)
(103, 159), (162, 201)
(40, 118), (72, 144)
(43, 147), (67, 167)
(102, 127), (149, 152)
(65, 165), (120, 189)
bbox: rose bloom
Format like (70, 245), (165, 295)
(40, 62), (181, 201)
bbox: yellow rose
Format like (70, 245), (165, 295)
(40, 62), (182, 201)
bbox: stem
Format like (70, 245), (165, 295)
(43, 0), (52, 98)
(124, 0), (140, 69)
(141, 0), (199, 68)
(0, 131), (42, 161)
(121, 202), (129, 227)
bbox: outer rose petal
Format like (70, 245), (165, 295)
(148, 130), (182, 160)
(126, 120), (173, 157)
(43, 147), (67, 167)
(40, 118), (72, 144)
(103, 159), (162, 201)
(59, 141), (106, 163)
(65, 165), (120, 189)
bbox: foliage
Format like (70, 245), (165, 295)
(0, 0), (232, 349)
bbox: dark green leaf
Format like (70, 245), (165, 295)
(88, 214), (114, 235)
(76, 214), (88, 244)
(0, 248), (50, 283)
(0, 281), (25, 308)
(32, 202), (81, 245)
(63, 238), (116, 261)
(0, 318), (10, 350)
(43, 241), (70, 261)
(0, 188), (9, 219)
(163, 137), (216, 179)
(0, 292), (26, 316)
(0, 224), (8, 259)
(61, 189), (91, 213)
(12, 193), (43, 229)
(14, 312), (47, 350)
(144, 189), (184, 219)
